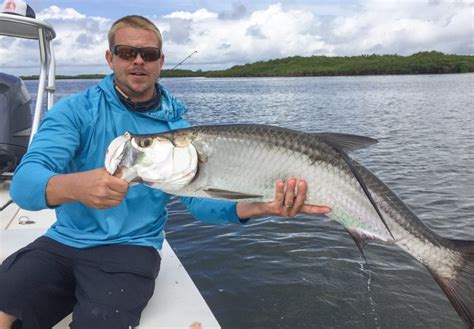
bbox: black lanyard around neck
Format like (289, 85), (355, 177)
(114, 81), (161, 112)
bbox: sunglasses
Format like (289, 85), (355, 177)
(112, 45), (162, 62)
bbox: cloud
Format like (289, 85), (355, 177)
(163, 8), (217, 21)
(163, 19), (193, 45)
(38, 5), (86, 20)
(0, 1), (472, 75)
(218, 2), (248, 20)
(0, 6), (113, 74)
(159, 3), (330, 67)
(328, 0), (474, 55)
(246, 25), (266, 39)
(149, 1), (474, 66)
(43, 13), (111, 69)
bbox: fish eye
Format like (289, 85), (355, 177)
(137, 137), (153, 148)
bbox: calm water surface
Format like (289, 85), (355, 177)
(26, 74), (474, 329)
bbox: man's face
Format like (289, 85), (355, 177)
(106, 26), (164, 102)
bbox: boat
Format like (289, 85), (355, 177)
(0, 2), (221, 328)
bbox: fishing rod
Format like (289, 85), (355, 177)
(159, 50), (198, 81)
(168, 50), (198, 71)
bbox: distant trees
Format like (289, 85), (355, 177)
(20, 52), (474, 79)
(206, 51), (474, 77)
(160, 69), (204, 78)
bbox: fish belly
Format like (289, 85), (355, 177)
(184, 135), (394, 242)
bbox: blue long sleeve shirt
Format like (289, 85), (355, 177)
(10, 74), (242, 250)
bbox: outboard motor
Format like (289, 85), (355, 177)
(0, 72), (32, 180)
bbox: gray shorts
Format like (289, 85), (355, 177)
(0, 236), (161, 329)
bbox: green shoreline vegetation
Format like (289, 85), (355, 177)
(20, 51), (474, 80)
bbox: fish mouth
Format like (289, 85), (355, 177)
(105, 132), (199, 190)
(105, 134), (137, 180)
(129, 135), (199, 192)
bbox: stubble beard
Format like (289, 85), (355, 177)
(120, 76), (155, 101)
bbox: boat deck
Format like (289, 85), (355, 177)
(0, 188), (220, 328)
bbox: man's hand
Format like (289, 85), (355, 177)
(46, 168), (129, 209)
(236, 178), (331, 219)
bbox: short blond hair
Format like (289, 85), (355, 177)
(108, 15), (163, 49)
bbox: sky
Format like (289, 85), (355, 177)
(1, 0), (473, 75)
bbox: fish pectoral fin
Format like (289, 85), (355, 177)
(204, 188), (263, 200)
(345, 227), (379, 263)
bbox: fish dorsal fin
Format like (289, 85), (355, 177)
(204, 188), (263, 200)
(313, 133), (378, 153)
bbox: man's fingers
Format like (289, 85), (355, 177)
(108, 177), (129, 193)
(301, 204), (332, 214)
(238, 178), (331, 219)
(288, 180), (307, 216)
(293, 180), (307, 206)
(283, 178), (297, 208)
(279, 178), (331, 216)
(105, 189), (127, 201)
(274, 180), (285, 204)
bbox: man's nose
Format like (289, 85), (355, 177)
(132, 52), (145, 64)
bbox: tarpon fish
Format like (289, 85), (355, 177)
(105, 124), (473, 327)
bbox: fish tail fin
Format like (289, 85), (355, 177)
(429, 240), (474, 328)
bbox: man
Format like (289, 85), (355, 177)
(0, 15), (330, 329)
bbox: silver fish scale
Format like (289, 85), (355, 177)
(182, 125), (394, 241)
(119, 123), (464, 282)
(179, 125), (461, 276)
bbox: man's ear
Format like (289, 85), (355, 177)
(105, 49), (114, 70)
(159, 53), (165, 69)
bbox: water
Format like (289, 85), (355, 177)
(25, 74), (474, 328)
